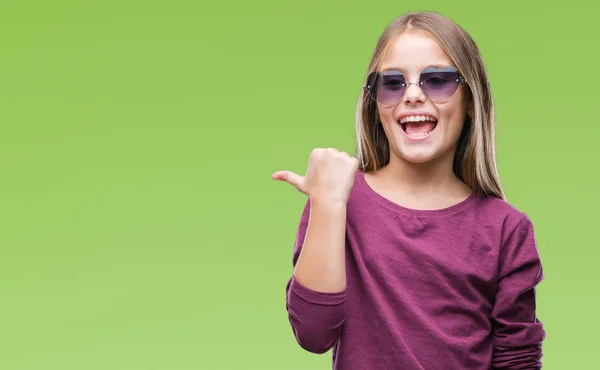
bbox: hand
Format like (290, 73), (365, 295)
(272, 148), (359, 205)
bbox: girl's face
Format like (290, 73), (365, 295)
(376, 32), (470, 165)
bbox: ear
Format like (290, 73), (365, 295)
(467, 98), (475, 119)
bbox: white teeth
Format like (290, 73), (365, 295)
(399, 115), (436, 124)
(407, 132), (431, 137)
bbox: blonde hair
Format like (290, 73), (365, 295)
(355, 11), (505, 199)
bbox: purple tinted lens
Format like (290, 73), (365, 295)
(376, 71), (406, 106)
(420, 71), (460, 102)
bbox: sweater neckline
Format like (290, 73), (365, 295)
(356, 170), (479, 217)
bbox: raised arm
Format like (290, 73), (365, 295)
(273, 148), (358, 353)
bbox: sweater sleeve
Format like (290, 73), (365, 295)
(285, 199), (347, 354)
(491, 215), (546, 369)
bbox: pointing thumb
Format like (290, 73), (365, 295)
(271, 170), (306, 193)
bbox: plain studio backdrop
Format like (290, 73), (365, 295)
(0, 1), (597, 369)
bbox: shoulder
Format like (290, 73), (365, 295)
(473, 193), (536, 245)
(476, 194), (525, 219)
(347, 168), (385, 211)
(347, 168), (371, 206)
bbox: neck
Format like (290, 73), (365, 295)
(380, 151), (466, 197)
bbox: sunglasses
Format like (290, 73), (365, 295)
(363, 66), (466, 107)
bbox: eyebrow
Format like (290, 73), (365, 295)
(380, 63), (452, 73)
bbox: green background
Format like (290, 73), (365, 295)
(0, 0), (597, 369)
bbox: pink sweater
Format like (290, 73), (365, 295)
(285, 170), (545, 369)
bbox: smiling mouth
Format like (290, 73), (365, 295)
(399, 116), (438, 138)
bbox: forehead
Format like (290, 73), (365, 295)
(380, 32), (453, 73)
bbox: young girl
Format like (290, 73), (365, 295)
(272, 11), (545, 369)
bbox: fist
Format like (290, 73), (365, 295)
(272, 148), (359, 205)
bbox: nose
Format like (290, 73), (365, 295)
(403, 82), (426, 105)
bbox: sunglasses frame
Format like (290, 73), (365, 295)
(363, 66), (467, 107)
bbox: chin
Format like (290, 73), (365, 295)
(396, 149), (440, 164)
